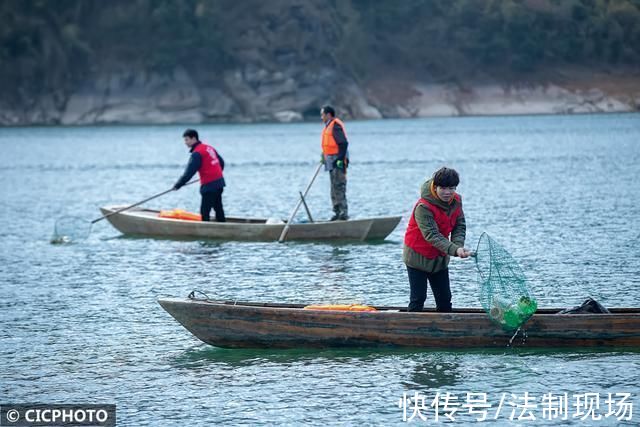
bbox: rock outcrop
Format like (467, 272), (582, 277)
(1, 66), (638, 125)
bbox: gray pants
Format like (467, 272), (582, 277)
(330, 167), (348, 218)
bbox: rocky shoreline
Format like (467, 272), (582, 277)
(1, 66), (638, 126)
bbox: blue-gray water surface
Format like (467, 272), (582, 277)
(1, 114), (639, 426)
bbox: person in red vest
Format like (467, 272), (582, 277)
(320, 105), (349, 221)
(173, 129), (226, 222)
(403, 167), (471, 312)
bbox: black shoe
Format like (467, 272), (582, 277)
(330, 214), (348, 221)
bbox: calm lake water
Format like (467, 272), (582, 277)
(1, 114), (639, 425)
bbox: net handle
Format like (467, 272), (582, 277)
(90, 179), (198, 224)
(474, 231), (490, 281)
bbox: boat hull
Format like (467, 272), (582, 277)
(100, 206), (401, 241)
(158, 298), (640, 349)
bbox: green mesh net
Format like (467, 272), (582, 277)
(475, 232), (537, 330)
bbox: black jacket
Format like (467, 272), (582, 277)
(175, 142), (226, 193)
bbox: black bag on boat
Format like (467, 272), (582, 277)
(557, 297), (610, 314)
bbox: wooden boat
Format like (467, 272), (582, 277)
(158, 297), (640, 349)
(100, 205), (401, 241)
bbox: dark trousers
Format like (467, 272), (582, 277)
(201, 189), (225, 222)
(407, 266), (452, 312)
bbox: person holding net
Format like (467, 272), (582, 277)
(403, 167), (472, 312)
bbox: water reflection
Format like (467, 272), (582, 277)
(313, 246), (369, 303)
(405, 359), (461, 389)
(318, 246), (352, 275)
(173, 344), (640, 372)
(171, 345), (404, 370)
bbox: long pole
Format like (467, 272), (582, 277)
(299, 191), (314, 223)
(91, 179), (198, 224)
(278, 163), (323, 242)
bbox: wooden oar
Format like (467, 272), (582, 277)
(52, 179), (198, 243)
(278, 162), (323, 243)
(92, 178), (198, 224)
(299, 191), (314, 222)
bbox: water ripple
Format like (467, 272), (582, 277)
(1, 113), (640, 425)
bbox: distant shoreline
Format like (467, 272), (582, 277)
(1, 110), (639, 128)
(1, 71), (638, 127)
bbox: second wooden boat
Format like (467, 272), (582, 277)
(100, 206), (401, 241)
(158, 297), (640, 349)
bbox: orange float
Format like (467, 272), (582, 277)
(158, 209), (202, 221)
(303, 304), (377, 312)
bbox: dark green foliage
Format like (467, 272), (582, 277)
(1, 0), (639, 102)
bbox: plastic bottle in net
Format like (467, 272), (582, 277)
(474, 232), (537, 330)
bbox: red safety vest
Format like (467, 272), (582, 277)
(404, 195), (462, 259)
(193, 143), (223, 185)
(321, 118), (347, 155)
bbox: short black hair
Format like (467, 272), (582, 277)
(432, 167), (460, 187)
(321, 105), (335, 117)
(182, 129), (199, 140)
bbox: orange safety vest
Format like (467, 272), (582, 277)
(321, 118), (347, 155)
(404, 195), (462, 259)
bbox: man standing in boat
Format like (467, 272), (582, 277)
(173, 129), (226, 222)
(320, 105), (349, 221)
(404, 167), (472, 312)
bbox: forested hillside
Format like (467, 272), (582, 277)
(1, 0), (639, 123)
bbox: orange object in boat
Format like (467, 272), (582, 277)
(159, 209), (202, 221)
(303, 304), (377, 312)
